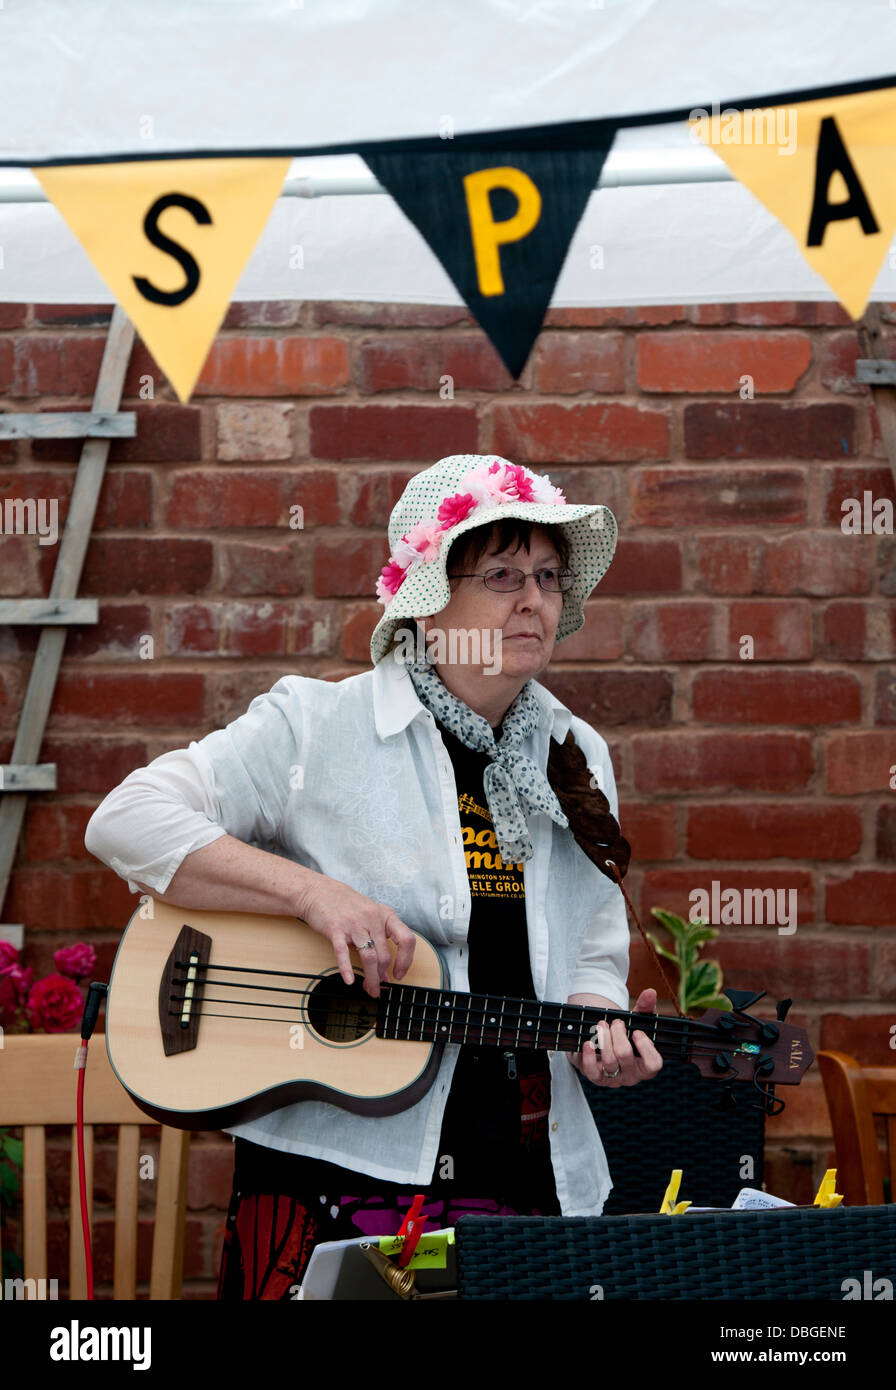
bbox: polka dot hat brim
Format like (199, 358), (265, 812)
(369, 454), (617, 665)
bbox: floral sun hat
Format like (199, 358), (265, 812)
(370, 454), (617, 665)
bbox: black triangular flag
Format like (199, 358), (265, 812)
(363, 140), (617, 378)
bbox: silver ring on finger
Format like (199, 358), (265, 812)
(602, 1066), (621, 1079)
(360, 939), (376, 950)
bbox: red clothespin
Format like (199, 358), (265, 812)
(395, 1193), (427, 1269)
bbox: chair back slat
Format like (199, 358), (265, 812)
(114, 1125), (140, 1300)
(69, 1124), (93, 1300)
(150, 1127), (190, 1300)
(22, 1126), (47, 1281)
(0, 1035), (190, 1299)
(818, 1051), (896, 1206)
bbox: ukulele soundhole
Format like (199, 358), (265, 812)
(306, 973), (378, 1044)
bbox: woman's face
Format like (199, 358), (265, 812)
(418, 524), (565, 682)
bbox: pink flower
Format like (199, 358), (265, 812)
(27, 973), (84, 1034)
(460, 462), (507, 506)
(499, 463), (536, 503)
(391, 536), (421, 570)
(0, 964), (33, 1022)
(54, 942), (97, 982)
(376, 561), (407, 603)
(437, 492), (478, 529)
(0, 941), (18, 974)
(403, 521), (443, 562)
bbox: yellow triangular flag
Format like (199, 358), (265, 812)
(34, 157), (292, 401)
(690, 87), (896, 320)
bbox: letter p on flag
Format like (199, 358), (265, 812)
(464, 166), (542, 297)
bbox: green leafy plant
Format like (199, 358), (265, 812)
(647, 908), (733, 1015)
(0, 1127), (24, 1281)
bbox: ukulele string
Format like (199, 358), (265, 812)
(170, 964), (774, 1055)
(167, 998), (755, 1056)
(170, 973), (712, 1034)
(165, 1008), (763, 1062)
(173, 962), (726, 1035)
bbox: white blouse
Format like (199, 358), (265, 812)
(84, 652), (632, 1215)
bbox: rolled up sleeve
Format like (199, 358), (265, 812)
(84, 676), (302, 895)
(83, 748), (228, 895)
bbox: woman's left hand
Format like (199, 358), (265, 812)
(568, 987), (663, 1087)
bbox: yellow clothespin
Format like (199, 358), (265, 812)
(659, 1168), (692, 1215)
(812, 1169), (843, 1208)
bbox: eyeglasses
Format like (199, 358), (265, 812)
(448, 566), (577, 593)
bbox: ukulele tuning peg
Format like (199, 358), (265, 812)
(722, 987), (767, 1015)
(776, 997), (793, 1023)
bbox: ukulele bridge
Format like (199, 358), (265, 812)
(159, 924), (211, 1056)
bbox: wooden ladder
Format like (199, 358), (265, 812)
(0, 306), (136, 947)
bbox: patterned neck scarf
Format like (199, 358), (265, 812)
(406, 658), (569, 864)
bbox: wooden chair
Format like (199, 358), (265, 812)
(817, 1050), (896, 1207)
(0, 1033), (190, 1299)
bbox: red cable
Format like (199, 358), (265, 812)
(75, 1038), (94, 1300)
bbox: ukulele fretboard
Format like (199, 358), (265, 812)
(376, 985), (690, 1056)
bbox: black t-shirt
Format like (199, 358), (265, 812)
(436, 720), (534, 1001)
(434, 718), (553, 1193)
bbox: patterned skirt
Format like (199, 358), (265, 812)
(217, 1048), (558, 1300)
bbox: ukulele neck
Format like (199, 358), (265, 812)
(375, 985), (692, 1057)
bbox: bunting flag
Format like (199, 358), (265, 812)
(32, 157), (292, 401)
(362, 142), (617, 378)
(9, 0), (896, 398)
(690, 86), (896, 320)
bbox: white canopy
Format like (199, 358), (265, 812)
(1, 0), (893, 306)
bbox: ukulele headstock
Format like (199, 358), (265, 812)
(686, 990), (813, 1112)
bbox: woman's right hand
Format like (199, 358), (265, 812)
(295, 874), (417, 998)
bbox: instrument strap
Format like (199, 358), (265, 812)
(605, 859), (686, 1020)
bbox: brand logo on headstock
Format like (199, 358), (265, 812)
(789, 1039), (803, 1070)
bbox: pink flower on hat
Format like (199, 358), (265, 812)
(376, 561), (407, 602)
(493, 462), (536, 503)
(403, 521), (443, 562)
(437, 492), (477, 529)
(462, 461), (507, 506)
(375, 457), (570, 607)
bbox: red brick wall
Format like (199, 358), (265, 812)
(1, 298), (895, 1292)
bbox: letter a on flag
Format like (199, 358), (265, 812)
(690, 87), (896, 320)
(33, 157), (292, 401)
